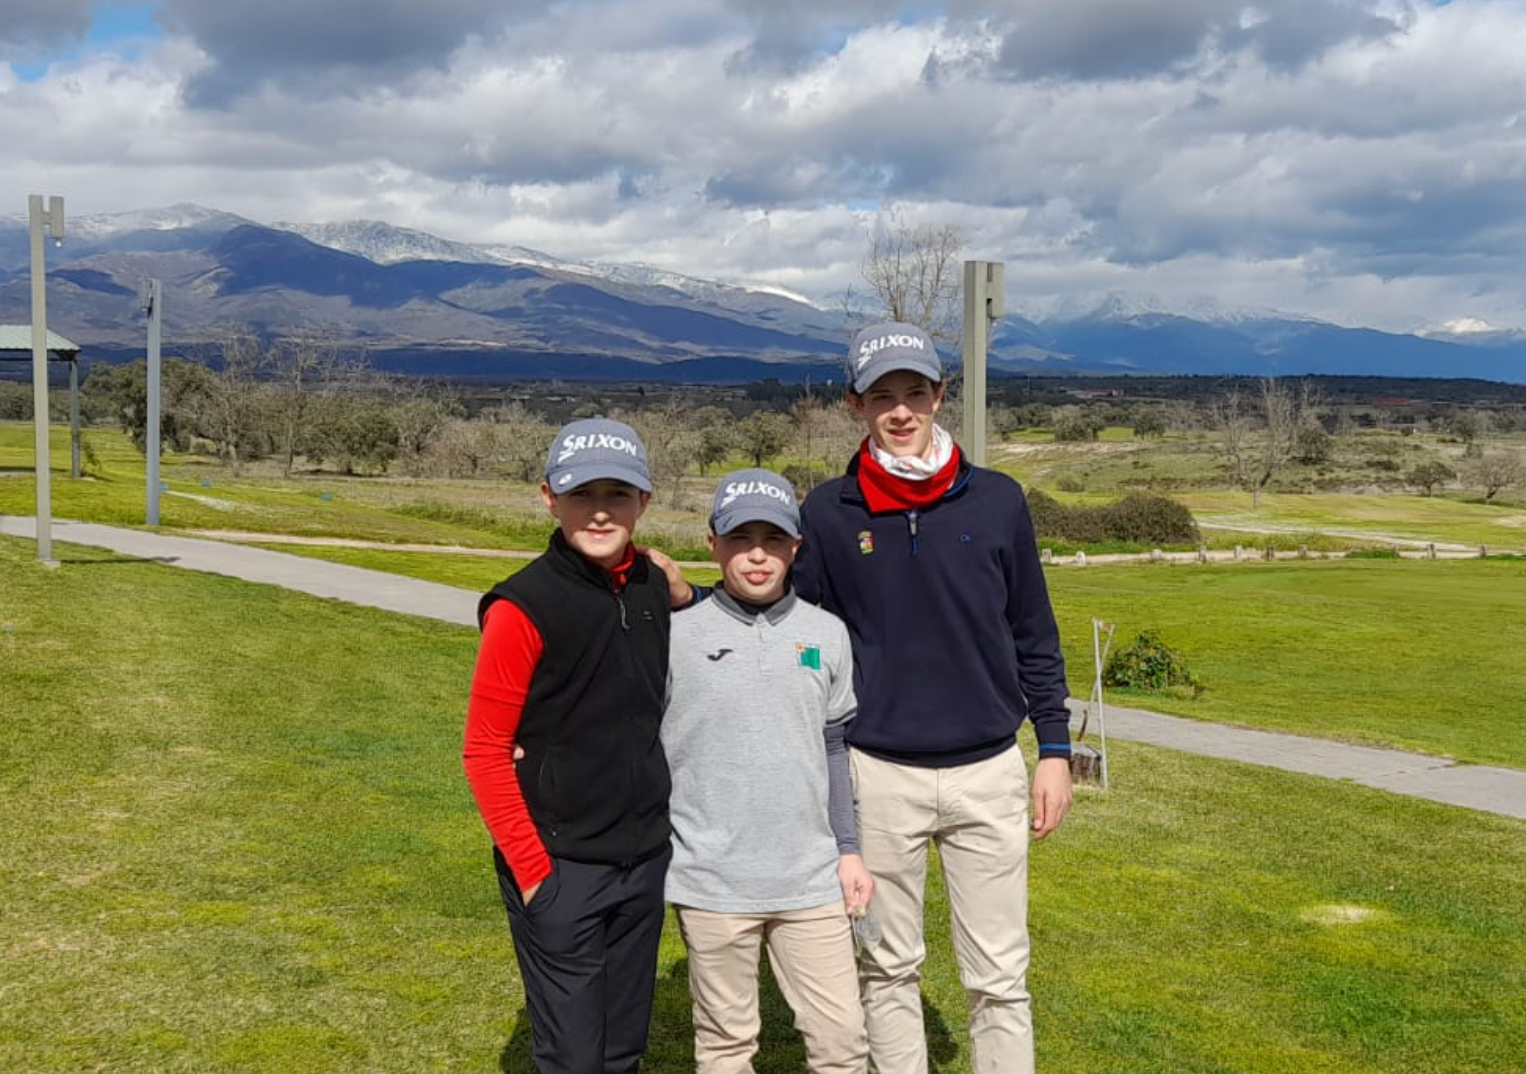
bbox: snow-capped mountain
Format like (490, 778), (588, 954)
(62, 203), (256, 240)
(2, 204), (1524, 383)
(274, 217), (821, 317)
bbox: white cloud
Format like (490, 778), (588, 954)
(3, 0), (1525, 332)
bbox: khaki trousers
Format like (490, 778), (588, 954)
(850, 747), (1033, 1074)
(676, 900), (868, 1074)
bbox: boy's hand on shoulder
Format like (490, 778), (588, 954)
(1031, 756), (1073, 840)
(838, 853), (875, 914)
(637, 545), (694, 609)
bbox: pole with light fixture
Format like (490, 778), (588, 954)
(29, 194), (64, 564)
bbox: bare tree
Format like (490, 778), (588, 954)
(1211, 379), (1321, 508)
(624, 397), (701, 506)
(1464, 450), (1525, 502)
(489, 402), (556, 483)
(859, 213), (964, 343)
(193, 333), (272, 476)
(1210, 386), (1253, 492)
(270, 335), (353, 476)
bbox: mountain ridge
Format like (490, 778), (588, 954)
(1, 205), (1523, 384)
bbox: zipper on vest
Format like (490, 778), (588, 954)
(907, 510), (920, 557)
(615, 590), (630, 631)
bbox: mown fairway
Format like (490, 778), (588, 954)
(3, 537), (1522, 1073)
(228, 540), (1526, 769)
(1045, 558), (1526, 768)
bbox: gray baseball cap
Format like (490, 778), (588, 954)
(847, 321), (943, 393)
(710, 468), (800, 538)
(545, 418), (652, 494)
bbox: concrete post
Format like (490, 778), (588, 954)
(961, 261), (1003, 467)
(29, 194), (63, 564)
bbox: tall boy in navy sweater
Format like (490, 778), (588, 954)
(793, 323), (1073, 1074)
(464, 418), (673, 1074)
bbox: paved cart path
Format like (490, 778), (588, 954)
(5, 515), (1523, 823)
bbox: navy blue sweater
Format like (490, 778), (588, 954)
(793, 454), (1071, 767)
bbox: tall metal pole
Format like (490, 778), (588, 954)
(961, 260), (1004, 467)
(144, 279), (163, 526)
(29, 194), (63, 564)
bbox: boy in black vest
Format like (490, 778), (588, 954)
(464, 418), (674, 1074)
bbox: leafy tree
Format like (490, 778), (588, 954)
(1407, 460), (1455, 496)
(1132, 407), (1167, 439)
(84, 357), (218, 454)
(0, 380), (31, 420)
(690, 406), (736, 475)
(735, 411), (792, 467)
(1447, 410), (1487, 457)
(304, 395), (398, 475)
(1052, 406), (1103, 442)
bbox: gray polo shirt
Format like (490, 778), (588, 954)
(664, 588), (856, 913)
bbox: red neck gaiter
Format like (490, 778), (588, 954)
(606, 543), (637, 592)
(856, 438), (962, 513)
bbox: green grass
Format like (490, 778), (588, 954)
(1047, 558), (1526, 767)
(239, 542), (1523, 769)
(3, 534), (1522, 1073)
(247, 543), (724, 591)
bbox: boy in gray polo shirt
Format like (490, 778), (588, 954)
(663, 468), (873, 1074)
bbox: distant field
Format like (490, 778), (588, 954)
(1046, 558), (1526, 768)
(1180, 491), (1526, 551)
(4, 535), (1521, 1074)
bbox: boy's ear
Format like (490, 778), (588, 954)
(637, 491), (651, 515)
(707, 530), (719, 562)
(846, 391), (866, 418)
(539, 482), (558, 517)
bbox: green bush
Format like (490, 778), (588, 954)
(1028, 489), (1199, 547)
(1104, 630), (1202, 694)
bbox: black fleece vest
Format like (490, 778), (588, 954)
(478, 532), (672, 866)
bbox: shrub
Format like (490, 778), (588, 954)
(1028, 489), (1199, 547)
(1104, 631), (1202, 694)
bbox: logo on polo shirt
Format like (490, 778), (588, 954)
(796, 643), (821, 670)
(858, 530), (875, 555)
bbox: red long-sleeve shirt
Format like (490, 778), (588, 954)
(463, 548), (639, 891)
(463, 599), (551, 891)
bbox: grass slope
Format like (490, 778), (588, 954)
(3, 536), (1524, 1073)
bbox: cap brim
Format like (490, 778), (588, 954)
(852, 356), (943, 393)
(711, 505), (801, 539)
(550, 462), (653, 494)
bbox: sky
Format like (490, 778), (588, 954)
(2, 0), (1524, 333)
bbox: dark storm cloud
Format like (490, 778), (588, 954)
(0, 0), (95, 55)
(969, 0), (1406, 80)
(159, 0), (516, 107)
